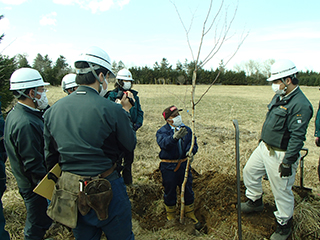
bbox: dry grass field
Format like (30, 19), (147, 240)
(3, 84), (320, 239)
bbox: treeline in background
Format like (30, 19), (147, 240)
(1, 53), (320, 111)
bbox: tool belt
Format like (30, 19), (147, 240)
(161, 158), (187, 172)
(264, 142), (286, 156)
(47, 164), (116, 228)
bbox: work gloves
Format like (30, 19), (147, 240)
(279, 163), (292, 177)
(173, 127), (188, 140)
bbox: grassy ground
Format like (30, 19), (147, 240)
(3, 84), (320, 239)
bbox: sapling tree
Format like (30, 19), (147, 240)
(170, 0), (249, 223)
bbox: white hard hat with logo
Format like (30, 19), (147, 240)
(10, 68), (50, 90)
(267, 59), (298, 81)
(61, 73), (78, 92)
(116, 68), (134, 81)
(74, 46), (115, 78)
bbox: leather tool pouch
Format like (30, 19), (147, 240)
(78, 191), (91, 216)
(47, 172), (79, 229)
(82, 179), (113, 221)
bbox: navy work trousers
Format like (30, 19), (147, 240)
(19, 188), (52, 240)
(160, 161), (194, 206)
(72, 177), (134, 240)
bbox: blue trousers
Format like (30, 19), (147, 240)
(160, 161), (194, 206)
(19, 188), (52, 240)
(0, 160), (10, 240)
(73, 177), (134, 240)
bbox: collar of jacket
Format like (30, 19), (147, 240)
(76, 85), (99, 95)
(16, 103), (44, 119)
(115, 87), (138, 96)
(272, 86), (301, 107)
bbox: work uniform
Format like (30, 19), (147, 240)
(106, 88), (143, 185)
(0, 101), (10, 240)
(44, 85), (136, 240)
(243, 86), (313, 225)
(4, 103), (52, 240)
(156, 123), (198, 206)
(314, 101), (320, 180)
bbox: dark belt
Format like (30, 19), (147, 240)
(160, 158), (187, 172)
(98, 163), (117, 178)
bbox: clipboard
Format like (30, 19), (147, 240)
(33, 163), (61, 200)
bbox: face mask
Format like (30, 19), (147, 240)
(172, 115), (183, 127)
(99, 77), (108, 97)
(123, 81), (131, 90)
(271, 83), (287, 96)
(35, 91), (49, 110)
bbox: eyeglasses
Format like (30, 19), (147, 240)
(37, 88), (48, 92)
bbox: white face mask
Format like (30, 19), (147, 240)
(272, 83), (287, 96)
(172, 115), (183, 127)
(99, 77), (108, 97)
(123, 81), (131, 90)
(35, 91), (49, 110)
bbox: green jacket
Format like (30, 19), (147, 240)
(106, 88), (144, 131)
(314, 102), (320, 137)
(260, 87), (313, 164)
(4, 103), (47, 189)
(0, 101), (6, 162)
(44, 86), (136, 177)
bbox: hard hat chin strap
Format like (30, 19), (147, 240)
(280, 78), (289, 92)
(16, 87), (39, 108)
(75, 64), (101, 80)
(88, 63), (103, 85)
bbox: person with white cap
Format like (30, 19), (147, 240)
(43, 46), (136, 240)
(4, 68), (52, 240)
(106, 68), (144, 185)
(61, 73), (78, 95)
(240, 59), (313, 240)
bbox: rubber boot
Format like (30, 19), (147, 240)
(240, 197), (264, 213)
(164, 204), (175, 221)
(185, 203), (202, 230)
(270, 217), (293, 240)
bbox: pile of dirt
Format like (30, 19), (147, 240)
(127, 168), (320, 239)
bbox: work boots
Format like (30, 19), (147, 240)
(240, 197), (264, 213)
(270, 218), (293, 240)
(185, 203), (202, 230)
(164, 204), (176, 221)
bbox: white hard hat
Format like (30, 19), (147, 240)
(10, 68), (50, 90)
(61, 73), (78, 92)
(116, 68), (134, 81)
(74, 46), (115, 77)
(267, 59), (298, 81)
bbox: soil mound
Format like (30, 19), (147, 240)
(128, 168), (320, 239)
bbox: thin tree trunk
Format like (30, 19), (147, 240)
(180, 69), (197, 223)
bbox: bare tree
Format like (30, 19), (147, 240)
(170, 0), (248, 223)
(234, 59), (275, 78)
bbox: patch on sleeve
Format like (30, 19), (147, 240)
(297, 114), (302, 124)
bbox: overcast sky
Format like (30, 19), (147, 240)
(0, 0), (319, 72)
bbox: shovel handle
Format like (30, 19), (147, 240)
(232, 119), (242, 240)
(299, 148), (308, 189)
(300, 148), (308, 160)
